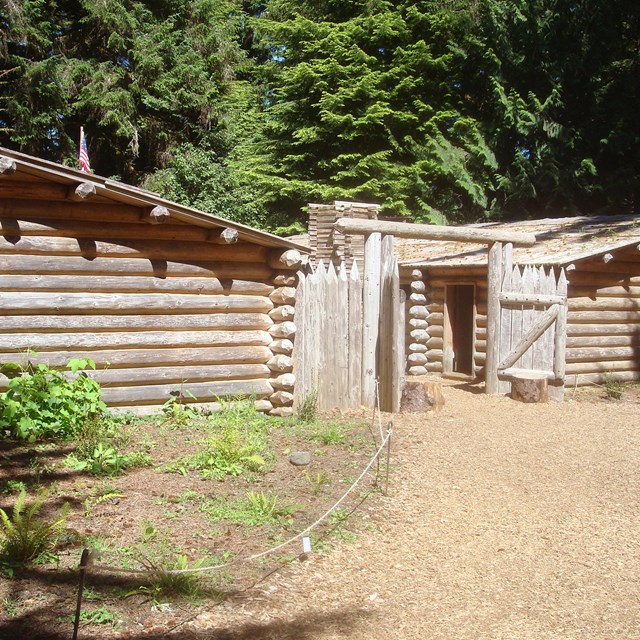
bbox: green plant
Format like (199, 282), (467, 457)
(142, 554), (205, 599)
(0, 357), (106, 441)
(0, 489), (70, 565)
(2, 480), (27, 494)
(76, 606), (117, 625)
(304, 471), (330, 493)
(178, 400), (270, 479)
(603, 374), (624, 400)
(65, 444), (127, 476)
(203, 492), (297, 527)
(84, 486), (126, 516)
(310, 421), (348, 446)
(295, 390), (318, 423)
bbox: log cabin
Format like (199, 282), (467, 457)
(305, 203), (640, 399)
(0, 147), (308, 415)
(397, 215), (640, 389)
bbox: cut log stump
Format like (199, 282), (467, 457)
(511, 372), (548, 403)
(400, 381), (444, 413)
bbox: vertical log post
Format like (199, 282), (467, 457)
(485, 241), (503, 394)
(362, 232), (382, 406)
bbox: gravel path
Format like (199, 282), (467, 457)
(201, 384), (640, 640)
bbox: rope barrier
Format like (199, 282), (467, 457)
(89, 426), (392, 577)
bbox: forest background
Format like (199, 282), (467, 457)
(1, 0), (638, 232)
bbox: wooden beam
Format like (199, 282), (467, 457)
(334, 218), (536, 246)
(207, 228), (238, 244)
(485, 241), (503, 394)
(68, 181), (96, 201)
(143, 205), (171, 224)
(268, 249), (302, 270)
(0, 156), (17, 175)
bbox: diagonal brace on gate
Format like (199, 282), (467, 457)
(498, 304), (560, 371)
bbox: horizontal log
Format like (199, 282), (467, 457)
(101, 378), (274, 406)
(407, 353), (428, 366)
(69, 181), (97, 201)
(268, 249), (302, 270)
(0, 217), (210, 242)
(408, 343), (428, 353)
(500, 292), (565, 305)
(269, 406), (294, 417)
(425, 361), (443, 372)
(566, 323), (640, 336)
(270, 287), (296, 305)
(267, 354), (293, 373)
(410, 281), (426, 293)
(424, 266), (488, 278)
(270, 390), (294, 407)
(87, 364), (270, 387)
(427, 337), (444, 349)
(268, 321), (296, 339)
(427, 312), (444, 325)
(568, 310), (640, 323)
(269, 305), (295, 322)
(426, 303), (444, 313)
(566, 346), (640, 363)
(564, 273), (640, 287)
(0, 156), (17, 174)
(568, 286), (640, 298)
(107, 398), (274, 416)
(500, 367), (556, 381)
(426, 349), (443, 360)
(409, 292), (427, 304)
(569, 297), (640, 311)
(0, 235), (267, 263)
(269, 339), (294, 355)
(0, 254), (274, 280)
(570, 260), (640, 274)
(567, 335), (639, 348)
(271, 373), (295, 391)
(427, 324), (444, 338)
(272, 274), (297, 286)
(427, 279), (487, 290)
(565, 371), (640, 387)
(410, 329), (429, 343)
(407, 365), (428, 376)
(410, 306), (429, 319)
(565, 360), (638, 374)
(0, 330), (272, 353)
(409, 318), (428, 329)
(1, 292), (274, 314)
(143, 205), (170, 224)
(207, 228), (238, 244)
(334, 218), (536, 245)
(1, 198), (146, 223)
(0, 346), (272, 369)
(0, 313), (273, 333)
(0, 274), (273, 296)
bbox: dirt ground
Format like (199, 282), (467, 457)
(181, 381), (640, 640)
(2, 381), (640, 639)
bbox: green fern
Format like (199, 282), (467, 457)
(0, 489), (70, 565)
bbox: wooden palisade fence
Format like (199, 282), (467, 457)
(294, 234), (404, 413)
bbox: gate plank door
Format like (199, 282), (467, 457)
(497, 265), (568, 399)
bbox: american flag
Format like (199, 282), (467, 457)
(79, 127), (91, 173)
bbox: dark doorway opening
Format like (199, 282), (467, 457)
(444, 284), (475, 376)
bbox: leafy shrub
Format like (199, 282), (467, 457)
(603, 373), (624, 400)
(0, 489), (70, 566)
(0, 357), (106, 441)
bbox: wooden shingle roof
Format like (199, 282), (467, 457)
(397, 215), (640, 267)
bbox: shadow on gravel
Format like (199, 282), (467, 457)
(0, 605), (370, 640)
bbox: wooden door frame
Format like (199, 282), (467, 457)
(443, 282), (477, 377)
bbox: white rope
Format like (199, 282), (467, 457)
(90, 428), (392, 577)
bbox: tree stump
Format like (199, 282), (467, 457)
(400, 381), (445, 413)
(511, 373), (548, 403)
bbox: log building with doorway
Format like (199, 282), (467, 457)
(396, 215), (640, 389)
(0, 148), (308, 415)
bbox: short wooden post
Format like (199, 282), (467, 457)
(485, 241), (503, 394)
(72, 549), (90, 640)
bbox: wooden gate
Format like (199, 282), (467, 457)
(294, 235), (404, 412)
(496, 263), (568, 398)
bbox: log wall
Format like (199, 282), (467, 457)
(0, 193), (302, 410)
(564, 247), (640, 386)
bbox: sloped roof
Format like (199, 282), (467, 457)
(397, 215), (640, 267)
(0, 147), (308, 251)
